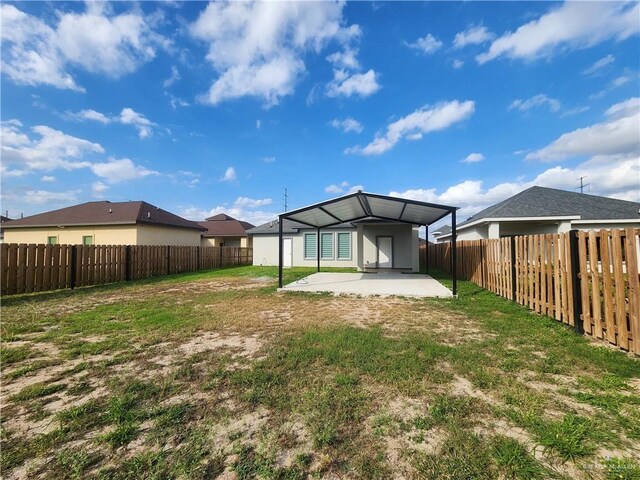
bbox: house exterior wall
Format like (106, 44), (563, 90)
(251, 228), (358, 268)
(4, 225), (138, 245)
(136, 225), (201, 246)
(437, 219), (640, 243)
(360, 223), (419, 271)
(201, 236), (252, 248)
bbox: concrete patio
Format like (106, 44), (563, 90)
(278, 272), (453, 298)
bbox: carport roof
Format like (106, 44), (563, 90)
(281, 191), (457, 228)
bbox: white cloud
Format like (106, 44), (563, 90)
(453, 26), (494, 49)
(2, 188), (81, 206)
(527, 97), (640, 161)
(91, 157), (159, 183)
(220, 166), (237, 183)
(1, 121), (103, 171)
(559, 106), (590, 118)
(589, 73), (636, 100)
(509, 94), (561, 113)
(41, 175), (56, 182)
(234, 197), (272, 208)
(119, 108), (155, 139)
(326, 69), (380, 98)
(324, 181), (363, 195)
(1, 3), (167, 91)
(262, 156), (276, 163)
(405, 34), (443, 54)
(180, 196), (277, 225)
(256, 120), (262, 129)
(66, 106), (158, 137)
(452, 59), (464, 69)
(477, 2), (639, 64)
(66, 109), (111, 124)
(462, 153), (485, 164)
(347, 100), (475, 156)
(583, 54), (615, 75)
(326, 48), (360, 70)
(163, 66), (180, 88)
(91, 181), (109, 198)
(391, 153), (639, 222)
(190, 1), (359, 106)
(329, 117), (363, 133)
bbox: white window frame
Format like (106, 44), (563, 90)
(336, 232), (352, 261)
(320, 232), (334, 260)
(303, 232), (317, 260)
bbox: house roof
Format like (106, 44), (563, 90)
(2, 201), (204, 231)
(439, 186), (640, 237)
(248, 218), (355, 235)
(197, 214), (254, 237)
(281, 191), (456, 228)
(0, 215), (11, 223)
(432, 225), (451, 237)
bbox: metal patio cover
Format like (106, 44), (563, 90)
(281, 191), (456, 228)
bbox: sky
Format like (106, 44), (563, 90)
(1, 1), (639, 234)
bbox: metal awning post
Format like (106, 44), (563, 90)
(425, 224), (429, 275)
(278, 215), (283, 288)
(451, 209), (457, 296)
(317, 227), (321, 272)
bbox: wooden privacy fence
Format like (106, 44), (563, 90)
(424, 228), (640, 354)
(0, 244), (253, 296)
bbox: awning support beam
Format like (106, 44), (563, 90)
(318, 206), (343, 224)
(317, 227), (321, 272)
(278, 215), (283, 288)
(452, 209), (457, 296)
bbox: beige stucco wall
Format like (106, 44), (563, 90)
(4, 224), (201, 246)
(201, 236), (252, 248)
(251, 229), (358, 268)
(359, 223), (419, 271)
(135, 225), (201, 246)
(3, 225), (138, 245)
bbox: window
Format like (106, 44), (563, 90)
(82, 235), (94, 246)
(304, 233), (317, 259)
(337, 232), (351, 260)
(47, 236), (58, 245)
(320, 232), (334, 259)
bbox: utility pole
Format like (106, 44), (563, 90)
(575, 176), (590, 194)
(283, 188), (288, 212)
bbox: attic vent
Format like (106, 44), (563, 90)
(109, 209), (112, 213)
(147, 212), (151, 218)
(270, 221), (274, 227)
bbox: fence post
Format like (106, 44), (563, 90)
(70, 245), (78, 290)
(510, 236), (517, 301)
(166, 246), (171, 275)
(197, 246), (201, 270)
(569, 230), (584, 334)
(219, 246), (223, 268)
(125, 245), (131, 281)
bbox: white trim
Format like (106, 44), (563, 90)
(436, 216), (582, 238)
(572, 219), (640, 224)
(336, 231), (352, 261)
(303, 232), (317, 260)
(320, 232), (334, 260)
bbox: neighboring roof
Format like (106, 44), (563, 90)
(2, 201), (203, 231)
(432, 225), (451, 237)
(439, 186), (640, 237)
(198, 214), (255, 237)
(281, 191), (456, 228)
(0, 215), (11, 223)
(248, 218), (355, 235)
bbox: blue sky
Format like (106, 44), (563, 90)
(2, 1), (639, 231)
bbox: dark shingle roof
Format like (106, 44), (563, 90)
(459, 186), (639, 228)
(432, 225), (451, 237)
(198, 214), (254, 237)
(2, 201), (204, 231)
(248, 218), (355, 235)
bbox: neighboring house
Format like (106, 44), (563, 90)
(198, 214), (254, 248)
(0, 215), (11, 243)
(2, 201), (204, 246)
(248, 218), (421, 272)
(433, 186), (640, 242)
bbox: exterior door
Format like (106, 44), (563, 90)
(377, 236), (393, 268)
(283, 238), (293, 267)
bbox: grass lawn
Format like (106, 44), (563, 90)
(1, 266), (639, 479)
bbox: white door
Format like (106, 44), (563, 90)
(377, 237), (393, 268)
(283, 238), (293, 267)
